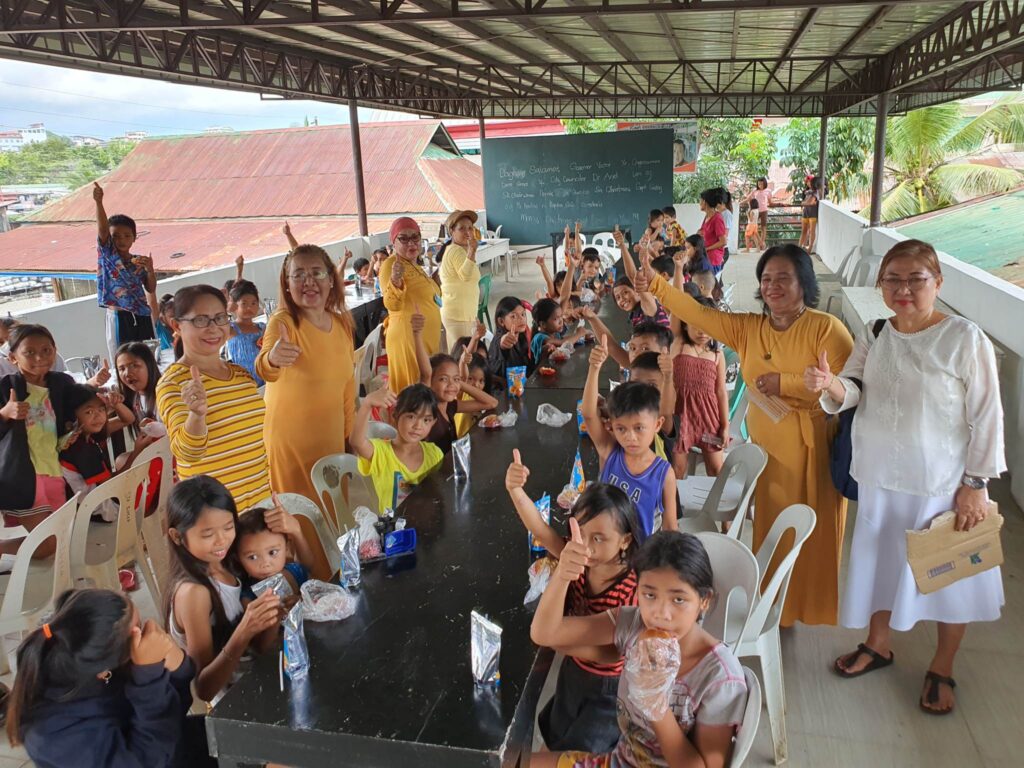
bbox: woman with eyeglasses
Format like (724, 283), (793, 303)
(806, 239), (1004, 715)
(439, 210), (482, 350)
(156, 285), (271, 510)
(379, 217), (442, 393)
(631, 244), (854, 627)
(254, 245), (355, 576)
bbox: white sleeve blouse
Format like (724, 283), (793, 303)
(821, 315), (1006, 497)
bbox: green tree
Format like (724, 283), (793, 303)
(0, 136), (139, 188)
(674, 154), (731, 202)
(878, 99), (1024, 221)
(730, 126), (778, 186)
(561, 118), (617, 134)
(778, 117), (874, 203)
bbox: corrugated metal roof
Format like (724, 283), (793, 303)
(31, 121), (482, 223)
(418, 159), (485, 212)
(0, 218), (396, 274)
(897, 190), (1024, 288)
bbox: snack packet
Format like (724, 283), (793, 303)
(524, 556), (555, 605)
(282, 602), (310, 681)
(251, 572), (292, 600)
(529, 493), (551, 553)
(624, 629), (681, 721)
(337, 528), (361, 588)
(453, 434), (471, 481)
(507, 366), (526, 398)
(570, 449), (586, 493)
(470, 610), (502, 685)
(576, 399), (588, 436)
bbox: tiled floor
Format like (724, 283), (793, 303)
(2, 246), (1020, 767)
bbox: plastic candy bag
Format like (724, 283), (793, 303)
(524, 556), (555, 605)
(453, 434), (471, 480)
(536, 403), (572, 428)
(507, 365), (526, 398)
(353, 506), (383, 560)
(337, 528), (361, 588)
(624, 630), (681, 721)
(529, 494), (551, 553)
(282, 602), (309, 681)
(251, 572), (292, 600)
(470, 610), (502, 685)
(300, 579), (357, 622)
(571, 449), (586, 493)
(576, 399), (588, 435)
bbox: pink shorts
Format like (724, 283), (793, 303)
(3, 475), (66, 522)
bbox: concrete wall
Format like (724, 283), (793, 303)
(819, 201), (1024, 506)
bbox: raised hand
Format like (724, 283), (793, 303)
(658, 351), (673, 380)
(132, 253), (154, 273)
(803, 350), (833, 393)
(181, 366), (208, 416)
(90, 358), (112, 387)
(92, 182), (103, 202)
(410, 302), (425, 335)
(555, 517), (590, 583)
(390, 257), (406, 290)
(235, 254), (245, 271)
(282, 221), (292, 238)
(103, 389), (125, 409)
(589, 334), (609, 369)
(1, 389), (28, 421)
(613, 225), (625, 247)
(473, 320), (487, 341)
(265, 493), (302, 538)
(499, 324), (518, 350)
(365, 386), (397, 410)
(130, 619), (176, 666)
(467, 236), (478, 260)
(505, 448), (530, 492)
(535, 254), (546, 268)
(269, 324), (302, 368)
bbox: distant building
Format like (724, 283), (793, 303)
(0, 185), (70, 212)
(0, 123), (48, 152)
(204, 126), (234, 134)
(443, 119), (564, 161)
(124, 131), (148, 141)
(0, 201), (11, 233)
(69, 135), (105, 148)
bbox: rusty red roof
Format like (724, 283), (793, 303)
(31, 121), (481, 223)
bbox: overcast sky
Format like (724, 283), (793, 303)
(0, 59), (412, 139)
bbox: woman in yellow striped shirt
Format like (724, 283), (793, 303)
(156, 285), (270, 511)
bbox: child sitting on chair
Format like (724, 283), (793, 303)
(236, 501), (315, 607)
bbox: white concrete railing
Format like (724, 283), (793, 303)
(819, 201), (1024, 507)
(10, 234), (375, 360)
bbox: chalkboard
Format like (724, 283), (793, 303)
(481, 130), (674, 245)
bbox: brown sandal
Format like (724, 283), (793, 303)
(919, 671), (956, 715)
(833, 643), (894, 679)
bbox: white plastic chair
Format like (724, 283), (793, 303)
(132, 437), (174, 605)
(734, 504), (817, 765)
(591, 231), (616, 250)
(69, 461), (153, 592)
(695, 532), (759, 648)
(367, 421), (398, 440)
(276, 492), (341, 575)
(730, 667), (763, 768)
(310, 453), (360, 534)
(0, 495), (78, 674)
(678, 443), (767, 540)
(354, 323), (383, 395)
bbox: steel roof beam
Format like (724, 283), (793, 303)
(763, 8), (818, 92)
(795, 4), (894, 93)
(0, 0), (968, 33)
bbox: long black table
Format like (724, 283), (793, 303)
(207, 388), (608, 768)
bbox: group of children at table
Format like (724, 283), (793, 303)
(0, 194), (746, 767)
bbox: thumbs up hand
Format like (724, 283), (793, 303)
(556, 516), (591, 584)
(1, 389), (29, 421)
(88, 358), (112, 388)
(504, 448), (530, 492)
(181, 366), (208, 416)
(268, 323), (302, 369)
(589, 334), (609, 369)
(803, 350), (834, 393)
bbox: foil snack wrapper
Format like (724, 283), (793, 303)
(470, 610), (502, 685)
(251, 572), (293, 600)
(506, 365), (526, 398)
(453, 434), (471, 481)
(282, 602), (310, 681)
(338, 528), (362, 588)
(529, 493), (551, 553)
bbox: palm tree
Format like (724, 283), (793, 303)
(878, 96), (1024, 222)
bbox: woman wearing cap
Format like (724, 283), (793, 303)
(439, 210), (483, 350)
(379, 217), (442, 393)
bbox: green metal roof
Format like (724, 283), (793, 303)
(896, 190), (1024, 288)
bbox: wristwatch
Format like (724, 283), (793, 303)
(961, 474), (989, 490)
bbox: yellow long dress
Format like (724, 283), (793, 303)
(379, 255), (442, 393)
(651, 275), (854, 626)
(256, 309), (356, 578)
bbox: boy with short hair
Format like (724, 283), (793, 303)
(94, 182), (156, 362)
(662, 205), (686, 246)
(627, 351), (677, 462)
(583, 340), (677, 540)
(576, 248), (606, 298)
(581, 311), (671, 369)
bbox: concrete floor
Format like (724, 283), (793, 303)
(1, 245), (1020, 767)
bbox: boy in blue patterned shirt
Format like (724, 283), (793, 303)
(94, 182), (156, 362)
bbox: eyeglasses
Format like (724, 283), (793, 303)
(288, 268), (330, 283)
(879, 275), (934, 292)
(178, 313), (231, 328)
(395, 234), (422, 245)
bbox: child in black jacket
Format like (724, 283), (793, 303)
(486, 296), (535, 390)
(6, 588), (211, 768)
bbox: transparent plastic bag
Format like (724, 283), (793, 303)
(624, 630), (681, 721)
(536, 403), (573, 428)
(523, 556), (555, 605)
(251, 572), (292, 599)
(353, 506), (382, 560)
(300, 579), (358, 622)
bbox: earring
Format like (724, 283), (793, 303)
(100, 670), (112, 684)
(618, 548), (628, 564)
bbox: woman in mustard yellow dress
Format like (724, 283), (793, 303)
(380, 217), (442, 393)
(256, 244), (356, 576)
(635, 244), (854, 626)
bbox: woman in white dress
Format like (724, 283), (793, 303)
(805, 239), (1005, 716)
